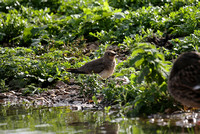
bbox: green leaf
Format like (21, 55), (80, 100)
(113, 12), (125, 19)
(137, 67), (150, 83)
(129, 54), (143, 67)
(131, 48), (144, 57)
(38, 77), (45, 82)
(92, 96), (98, 105)
(134, 57), (144, 68)
(48, 77), (54, 82)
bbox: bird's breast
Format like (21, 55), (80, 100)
(99, 60), (116, 79)
(99, 68), (115, 79)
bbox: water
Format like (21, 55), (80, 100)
(0, 105), (200, 134)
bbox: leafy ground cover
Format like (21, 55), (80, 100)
(1, 0), (200, 116)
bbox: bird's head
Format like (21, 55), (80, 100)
(174, 51), (200, 68)
(169, 51), (200, 79)
(104, 50), (117, 60)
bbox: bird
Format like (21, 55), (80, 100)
(67, 50), (117, 79)
(168, 51), (200, 108)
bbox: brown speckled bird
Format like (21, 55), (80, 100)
(67, 50), (117, 79)
(168, 51), (200, 107)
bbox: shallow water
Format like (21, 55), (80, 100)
(0, 105), (200, 134)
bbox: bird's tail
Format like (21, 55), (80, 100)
(66, 68), (87, 74)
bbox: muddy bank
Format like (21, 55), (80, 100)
(0, 81), (99, 110)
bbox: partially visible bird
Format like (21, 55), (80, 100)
(67, 50), (117, 79)
(168, 51), (200, 107)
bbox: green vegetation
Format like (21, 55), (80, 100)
(1, 0), (200, 116)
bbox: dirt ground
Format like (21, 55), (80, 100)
(0, 80), (100, 110)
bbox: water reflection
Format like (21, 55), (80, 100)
(0, 105), (200, 134)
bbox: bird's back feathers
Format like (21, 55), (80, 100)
(66, 68), (88, 74)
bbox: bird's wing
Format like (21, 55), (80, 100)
(67, 68), (88, 74)
(78, 58), (105, 74)
(178, 64), (200, 93)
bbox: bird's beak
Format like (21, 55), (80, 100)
(115, 54), (119, 58)
(113, 53), (117, 56)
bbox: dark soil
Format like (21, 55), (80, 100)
(0, 80), (98, 110)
